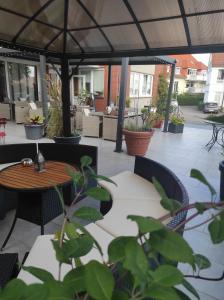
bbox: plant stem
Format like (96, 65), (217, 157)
(184, 210), (223, 231)
(185, 272), (224, 281)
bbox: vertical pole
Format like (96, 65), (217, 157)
(107, 64), (112, 106)
(61, 57), (71, 137)
(39, 55), (48, 122)
(163, 63), (176, 132)
(115, 57), (129, 152)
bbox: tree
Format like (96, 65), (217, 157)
(156, 74), (168, 115)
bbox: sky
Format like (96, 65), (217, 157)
(192, 53), (210, 66)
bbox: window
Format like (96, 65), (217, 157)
(130, 72), (152, 97)
(175, 67), (181, 75)
(92, 69), (104, 96)
(0, 62), (7, 102)
(8, 63), (38, 101)
(217, 69), (224, 81)
(188, 69), (197, 76)
(174, 81), (178, 93)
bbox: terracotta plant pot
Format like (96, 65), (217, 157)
(153, 120), (163, 129)
(123, 129), (154, 156)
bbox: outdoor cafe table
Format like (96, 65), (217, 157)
(0, 161), (76, 250)
(204, 120), (224, 151)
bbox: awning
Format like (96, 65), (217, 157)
(0, 0), (223, 58)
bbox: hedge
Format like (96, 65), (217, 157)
(177, 93), (204, 106)
(206, 114), (224, 124)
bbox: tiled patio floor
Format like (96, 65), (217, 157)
(1, 122), (224, 300)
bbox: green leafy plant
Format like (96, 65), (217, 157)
(27, 115), (44, 125)
(156, 74), (169, 115)
(170, 114), (185, 125)
(2, 157), (224, 300)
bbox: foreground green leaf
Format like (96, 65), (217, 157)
(190, 169), (216, 197)
(23, 284), (48, 300)
(81, 155), (92, 168)
(123, 239), (148, 285)
(182, 279), (200, 300)
(160, 198), (182, 213)
(85, 260), (114, 300)
(63, 266), (86, 293)
(62, 235), (94, 258)
(1, 279), (26, 300)
(152, 265), (183, 287)
(194, 254), (211, 270)
(73, 206), (103, 222)
(152, 177), (168, 199)
(145, 285), (182, 300)
(127, 215), (164, 233)
(208, 218), (224, 244)
(150, 230), (194, 264)
(108, 236), (136, 263)
(86, 186), (110, 201)
(22, 266), (54, 283)
(195, 202), (207, 214)
(91, 174), (117, 186)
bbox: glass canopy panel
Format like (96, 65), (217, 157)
(81, 0), (132, 25)
(128, 0), (180, 21)
(0, 10), (27, 41)
(66, 33), (82, 53)
(183, 0), (224, 14)
(17, 22), (60, 48)
(0, 0), (48, 17)
(187, 13), (224, 45)
(141, 19), (187, 48)
(71, 29), (111, 52)
(103, 25), (145, 50)
(68, 1), (94, 29)
(37, 0), (64, 28)
(47, 32), (63, 52)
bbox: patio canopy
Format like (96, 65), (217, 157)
(0, 0), (224, 58)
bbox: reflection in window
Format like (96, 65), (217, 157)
(130, 72), (152, 97)
(0, 62), (7, 102)
(8, 63), (38, 101)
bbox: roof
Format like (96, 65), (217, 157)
(170, 54), (207, 70)
(211, 53), (224, 68)
(0, 1), (224, 58)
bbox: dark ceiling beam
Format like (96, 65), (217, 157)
(63, 0), (69, 53)
(122, 0), (149, 49)
(65, 44), (224, 59)
(67, 31), (84, 53)
(12, 0), (56, 43)
(44, 30), (64, 50)
(76, 0), (114, 52)
(177, 0), (191, 46)
(0, 6), (62, 31)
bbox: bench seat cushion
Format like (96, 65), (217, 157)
(97, 171), (170, 237)
(18, 223), (114, 284)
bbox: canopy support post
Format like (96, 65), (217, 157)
(107, 64), (112, 106)
(61, 57), (71, 137)
(163, 63), (176, 132)
(39, 55), (48, 123)
(115, 57), (129, 152)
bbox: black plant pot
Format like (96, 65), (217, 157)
(53, 135), (81, 144)
(168, 123), (184, 134)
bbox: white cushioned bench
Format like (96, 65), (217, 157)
(97, 171), (170, 237)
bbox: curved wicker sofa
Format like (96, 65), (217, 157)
(99, 156), (189, 234)
(0, 143), (98, 220)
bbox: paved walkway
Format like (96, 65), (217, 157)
(1, 122), (224, 300)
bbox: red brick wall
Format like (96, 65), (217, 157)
(152, 65), (168, 103)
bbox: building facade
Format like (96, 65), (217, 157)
(152, 54), (207, 101)
(204, 53), (224, 107)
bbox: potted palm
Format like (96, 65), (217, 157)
(24, 115), (44, 140)
(123, 110), (154, 156)
(46, 81), (81, 144)
(168, 113), (185, 133)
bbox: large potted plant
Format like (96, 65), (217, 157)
(168, 113), (185, 133)
(123, 110), (154, 156)
(24, 115), (44, 140)
(46, 81), (81, 144)
(2, 158), (224, 299)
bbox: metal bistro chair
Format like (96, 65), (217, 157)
(0, 118), (6, 144)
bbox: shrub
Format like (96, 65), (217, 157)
(177, 93), (204, 106)
(206, 114), (224, 123)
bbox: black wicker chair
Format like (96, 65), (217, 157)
(101, 156), (189, 230)
(0, 143), (97, 250)
(0, 253), (19, 287)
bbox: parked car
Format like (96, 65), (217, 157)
(171, 99), (179, 108)
(203, 102), (219, 113)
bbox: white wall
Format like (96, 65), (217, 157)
(204, 67), (224, 106)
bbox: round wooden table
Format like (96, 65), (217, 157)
(0, 161), (77, 250)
